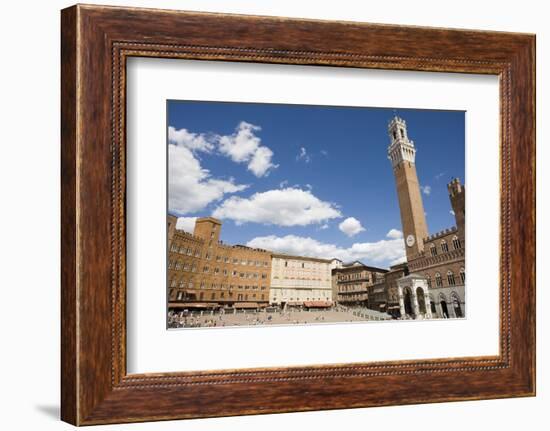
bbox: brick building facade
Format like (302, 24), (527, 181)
(167, 216), (272, 311)
(332, 262), (387, 307)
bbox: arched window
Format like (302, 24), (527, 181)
(430, 243), (438, 257)
(435, 272), (443, 287)
(179, 279), (186, 288)
(460, 268), (466, 284)
(441, 240), (449, 253)
(447, 270), (456, 286)
(452, 235), (462, 249)
(426, 274), (432, 288)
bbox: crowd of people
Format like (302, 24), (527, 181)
(167, 305), (386, 329)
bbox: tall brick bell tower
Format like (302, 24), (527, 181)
(387, 115), (429, 261)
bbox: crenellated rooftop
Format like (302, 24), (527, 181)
(423, 226), (458, 242)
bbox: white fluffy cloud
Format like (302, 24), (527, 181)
(168, 126), (214, 152)
(421, 185), (432, 196)
(212, 187), (341, 226)
(338, 217), (365, 237)
(168, 144), (248, 214)
(217, 122), (277, 177)
(246, 234), (405, 266)
(386, 228), (403, 239)
(175, 216), (197, 233)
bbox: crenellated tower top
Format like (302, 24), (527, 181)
(387, 116), (416, 168)
(448, 178), (465, 232)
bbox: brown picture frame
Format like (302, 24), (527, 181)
(61, 4), (536, 426)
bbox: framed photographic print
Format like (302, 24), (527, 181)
(61, 4), (536, 425)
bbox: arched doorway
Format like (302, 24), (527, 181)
(440, 299), (449, 318)
(429, 294), (437, 315)
(416, 287), (426, 315)
(452, 293), (463, 318)
(403, 288), (413, 316)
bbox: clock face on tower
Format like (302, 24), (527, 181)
(406, 234), (415, 247)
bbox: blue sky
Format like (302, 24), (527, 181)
(167, 100), (464, 268)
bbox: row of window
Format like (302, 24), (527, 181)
(339, 284), (368, 293)
(429, 236), (462, 256)
(340, 294), (368, 300)
(276, 260), (329, 269)
(273, 276), (328, 281)
(169, 244), (269, 267)
(175, 291), (266, 301)
(272, 289), (330, 296)
(168, 261), (268, 279)
(169, 279), (268, 291)
(337, 273), (371, 282)
(169, 260), (197, 272)
(426, 268), (465, 288)
(170, 244), (202, 257)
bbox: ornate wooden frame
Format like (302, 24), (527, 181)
(61, 4), (536, 426)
